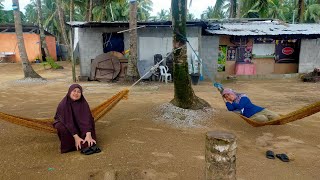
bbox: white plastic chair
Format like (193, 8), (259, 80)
(159, 65), (172, 83)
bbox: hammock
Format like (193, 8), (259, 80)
(0, 89), (129, 133)
(237, 100), (320, 127)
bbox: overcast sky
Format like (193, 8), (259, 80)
(3, 0), (216, 19)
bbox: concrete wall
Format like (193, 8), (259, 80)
(0, 33), (56, 62)
(78, 27), (128, 77)
(78, 26), (200, 77)
(200, 35), (219, 80)
(299, 38), (320, 73)
(138, 27), (199, 69)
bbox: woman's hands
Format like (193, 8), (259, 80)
(73, 132), (96, 150)
(73, 134), (84, 150)
(84, 132), (96, 147)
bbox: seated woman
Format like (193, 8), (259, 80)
(222, 88), (280, 122)
(53, 84), (101, 155)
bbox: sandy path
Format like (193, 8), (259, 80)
(0, 62), (320, 179)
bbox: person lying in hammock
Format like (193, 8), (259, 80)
(222, 88), (280, 122)
(53, 84), (101, 155)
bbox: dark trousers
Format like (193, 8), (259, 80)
(54, 122), (97, 153)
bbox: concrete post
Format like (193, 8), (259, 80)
(205, 131), (237, 180)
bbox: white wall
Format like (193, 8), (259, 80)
(252, 43), (275, 56)
(299, 38), (320, 73)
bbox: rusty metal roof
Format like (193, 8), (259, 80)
(205, 20), (320, 37)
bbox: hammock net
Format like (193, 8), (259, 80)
(238, 100), (320, 127)
(0, 89), (129, 133)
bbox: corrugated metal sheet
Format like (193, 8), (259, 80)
(205, 21), (320, 36)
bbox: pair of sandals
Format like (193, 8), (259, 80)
(80, 144), (101, 155)
(266, 150), (289, 162)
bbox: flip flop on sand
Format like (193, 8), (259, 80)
(266, 150), (275, 159)
(276, 153), (290, 162)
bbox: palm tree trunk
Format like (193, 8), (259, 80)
(36, 0), (50, 58)
(89, 0), (93, 21)
(12, 0), (42, 79)
(126, 0), (139, 81)
(85, 0), (90, 21)
(101, 0), (106, 21)
(297, 0), (305, 23)
(56, 0), (70, 55)
(70, 0), (76, 82)
(237, 0), (241, 18)
(230, 0), (237, 18)
(171, 0), (210, 110)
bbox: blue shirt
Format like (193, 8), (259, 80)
(225, 96), (264, 118)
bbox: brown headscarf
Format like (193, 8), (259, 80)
(54, 84), (94, 136)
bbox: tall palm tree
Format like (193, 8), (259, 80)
(297, 0), (305, 22)
(70, 0), (76, 82)
(268, 0), (289, 21)
(187, 11), (195, 20)
(157, 9), (170, 21)
(137, 0), (152, 21)
(171, 0), (209, 109)
(201, 6), (222, 19)
(0, 0), (4, 23)
(126, 0), (139, 81)
(56, 0), (70, 54)
(304, 3), (320, 22)
(12, 0), (42, 78)
(213, 0), (237, 18)
(230, 0), (237, 18)
(36, 0), (50, 58)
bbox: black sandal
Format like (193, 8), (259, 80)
(80, 147), (95, 155)
(90, 145), (101, 153)
(266, 150), (275, 159)
(276, 153), (290, 162)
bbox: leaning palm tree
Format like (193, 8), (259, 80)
(171, 0), (209, 109)
(36, 0), (50, 58)
(12, 0), (42, 78)
(56, 0), (70, 57)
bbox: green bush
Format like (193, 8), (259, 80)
(42, 57), (63, 69)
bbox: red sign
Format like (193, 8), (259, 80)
(282, 47), (294, 55)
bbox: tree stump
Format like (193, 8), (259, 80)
(205, 131), (237, 180)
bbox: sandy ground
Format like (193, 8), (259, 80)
(0, 62), (320, 180)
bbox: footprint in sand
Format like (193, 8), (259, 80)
(194, 156), (205, 160)
(256, 133), (305, 149)
(141, 169), (177, 179)
(98, 120), (112, 126)
(151, 158), (170, 165)
(129, 118), (142, 121)
(127, 139), (145, 144)
(151, 152), (174, 158)
(144, 128), (163, 132)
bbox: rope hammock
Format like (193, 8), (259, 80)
(0, 89), (129, 134)
(237, 101), (320, 127)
